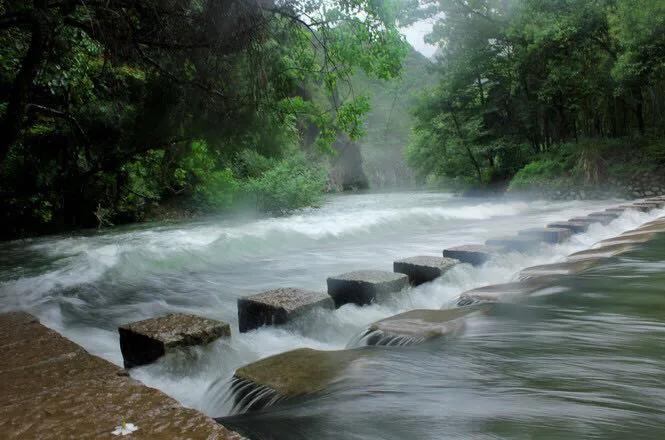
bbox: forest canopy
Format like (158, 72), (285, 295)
(406, 0), (665, 189)
(0, 0), (410, 237)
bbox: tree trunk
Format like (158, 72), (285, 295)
(0, 0), (50, 168)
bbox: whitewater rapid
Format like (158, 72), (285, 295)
(0, 191), (661, 417)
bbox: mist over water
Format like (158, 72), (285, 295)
(2, 191), (664, 438)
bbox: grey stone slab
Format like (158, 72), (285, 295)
(485, 235), (541, 252)
(547, 221), (590, 233)
(587, 211), (619, 225)
(327, 270), (409, 307)
(517, 227), (572, 244)
(442, 244), (500, 266)
(119, 313), (230, 368)
(393, 256), (459, 285)
(619, 204), (650, 212)
(238, 288), (334, 332)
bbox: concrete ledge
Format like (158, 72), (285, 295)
(442, 244), (500, 266)
(393, 256), (458, 285)
(485, 235), (541, 252)
(327, 270), (408, 307)
(517, 227), (572, 244)
(237, 288), (333, 332)
(0, 312), (242, 439)
(547, 221), (590, 233)
(119, 313), (230, 368)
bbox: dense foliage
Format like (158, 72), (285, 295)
(407, 0), (665, 189)
(0, 0), (408, 238)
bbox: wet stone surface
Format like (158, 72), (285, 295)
(393, 256), (459, 285)
(327, 270), (409, 307)
(0, 312), (242, 439)
(237, 288), (334, 332)
(547, 221), (590, 233)
(442, 244), (500, 266)
(119, 313), (230, 368)
(517, 227), (572, 244)
(485, 235), (541, 252)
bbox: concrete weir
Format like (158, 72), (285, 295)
(327, 270), (409, 307)
(443, 244), (500, 266)
(119, 313), (230, 368)
(517, 227), (572, 244)
(0, 312), (242, 439)
(229, 348), (369, 413)
(351, 307), (483, 347)
(237, 288), (334, 332)
(393, 256), (459, 285)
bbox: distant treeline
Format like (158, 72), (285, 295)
(0, 0), (411, 239)
(407, 0), (665, 189)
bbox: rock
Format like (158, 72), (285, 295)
(639, 200), (665, 208)
(568, 216), (599, 225)
(393, 256), (459, 285)
(119, 313), (230, 368)
(327, 270), (409, 307)
(230, 348), (368, 412)
(355, 307), (483, 346)
(442, 244), (501, 266)
(1, 312), (242, 439)
(604, 207), (627, 215)
(456, 280), (549, 305)
(237, 288), (334, 332)
(517, 227), (572, 244)
(546, 221), (590, 233)
(567, 242), (638, 260)
(485, 235), (541, 252)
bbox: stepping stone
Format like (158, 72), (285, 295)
(237, 288), (334, 332)
(119, 314), (230, 368)
(600, 231), (656, 245)
(568, 216), (599, 225)
(517, 227), (572, 244)
(567, 242), (638, 260)
(355, 308), (482, 346)
(231, 348), (367, 413)
(327, 270), (409, 307)
(635, 201), (665, 210)
(604, 207), (627, 215)
(619, 204), (649, 212)
(442, 244), (501, 265)
(485, 235), (541, 252)
(547, 221), (590, 233)
(586, 212), (619, 224)
(393, 256), (458, 285)
(519, 258), (606, 280)
(457, 280), (550, 305)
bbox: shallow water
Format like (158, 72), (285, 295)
(1, 191), (664, 438)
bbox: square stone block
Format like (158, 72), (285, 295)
(442, 244), (500, 266)
(119, 313), (230, 368)
(517, 227), (572, 244)
(547, 221), (589, 233)
(604, 207), (627, 215)
(485, 235), (541, 252)
(327, 270), (409, 307)
(393, 256), (458, 285)
(587, 211), (619, 224)
(619, 204), (649, 212)
(238, 288), (334, 332)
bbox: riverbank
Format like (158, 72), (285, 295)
(0, 312), (242, 439)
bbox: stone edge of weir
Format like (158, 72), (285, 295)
(0, 311), (244, 440)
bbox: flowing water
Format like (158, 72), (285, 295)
(2, 191), (665, 439)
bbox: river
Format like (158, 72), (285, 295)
(2, 191), (664, 439)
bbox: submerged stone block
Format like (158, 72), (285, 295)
(517, 227), (572, 244)
(619, 204), (649, 212)
(119, 313), (230, 368)
(568, 216), (599, 225)
(634, 201), (665, 210)
(393, 256), (458, 285)
(604, 207), (627, 215)
(238, 288), (334, 332)
(485, 235), (541, 252)
(546, 221), (590, 234)
(519, 258), (606, 280)
(457, 280), (549, 305)
(355, 307), (481, 346)
(442, 244), (500, 266)
(231, 348), (368, 413)
(327, 270), (409, 307)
